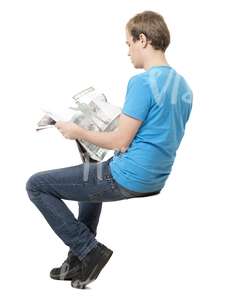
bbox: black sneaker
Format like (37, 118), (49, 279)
(50, 249), (81, 281)
(71, 242), (113, 289)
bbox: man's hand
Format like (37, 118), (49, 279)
(55, 121), (82, 140)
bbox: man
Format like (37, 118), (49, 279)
(26, 10), (193, 289)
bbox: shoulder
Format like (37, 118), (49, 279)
(127, 72), (151, 91)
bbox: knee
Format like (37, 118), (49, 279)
(25, 172), (42, 193)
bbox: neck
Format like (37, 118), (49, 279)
(143, 51), (169, 71)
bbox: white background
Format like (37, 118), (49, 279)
(0, 0), (226, 299)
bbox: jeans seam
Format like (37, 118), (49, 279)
(78, 240), (98, 260)
(34, 183), (84, 186)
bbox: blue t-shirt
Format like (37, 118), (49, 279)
(109, 65), (193, 193)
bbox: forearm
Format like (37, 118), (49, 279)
(77, 127), (126, 152)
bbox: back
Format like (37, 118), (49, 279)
(109, 65), (193, 193)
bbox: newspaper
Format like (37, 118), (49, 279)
(36, 87), (121, 162)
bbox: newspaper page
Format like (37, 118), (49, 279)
(36, 87), (121, 161)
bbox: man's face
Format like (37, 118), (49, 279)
(126, 29), (144, 69)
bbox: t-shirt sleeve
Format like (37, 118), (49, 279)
(122, 75), (152, 121)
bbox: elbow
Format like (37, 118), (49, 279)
(114, 141), (129, 153)
(119, 145), (129, 153)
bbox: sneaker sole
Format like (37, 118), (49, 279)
(50, 274), (72, 281)
(71, 248), (113, 289)
(50, 265), (81, 281)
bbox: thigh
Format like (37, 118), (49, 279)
(27, 157), (128, 202)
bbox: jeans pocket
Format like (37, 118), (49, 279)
(114, 182), (137, 199)
(115, 181), (161, 199)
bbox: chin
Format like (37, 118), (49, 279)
(131, 62), (138, 68)
(133, 64), (142, 69)
(131, 61), (143, 69)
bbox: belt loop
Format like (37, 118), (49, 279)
(82, 160), (90, 182)
(97, 162), (104, 180)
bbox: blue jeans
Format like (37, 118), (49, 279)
(26, 156), (160, 260)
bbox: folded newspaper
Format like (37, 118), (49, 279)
(36, 87), (121, 162)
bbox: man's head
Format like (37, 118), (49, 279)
(126, 11), (170, 69)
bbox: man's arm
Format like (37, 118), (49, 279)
(77, 113), (143, 152)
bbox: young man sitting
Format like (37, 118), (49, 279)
(26, 10), (193, 289)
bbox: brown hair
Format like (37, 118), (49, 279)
(126, 11), (170, 52)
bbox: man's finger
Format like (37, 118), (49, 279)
(55, 122), (61, 129)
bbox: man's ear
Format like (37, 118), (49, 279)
(139, 33), (150, 48)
